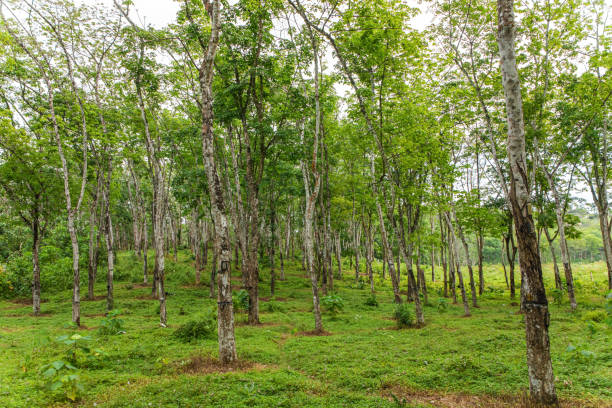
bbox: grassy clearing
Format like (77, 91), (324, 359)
(0, 250), (610, 407)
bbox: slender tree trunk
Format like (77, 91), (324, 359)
(334, 232), (342, 280)
(270, 200), (276, 297)
(453, 210), (478, 308)
(369, 157), (401, 303)
(543, 228), (562, 290)
(103, 172), (115, 312)
(32, 215), (41, 316)
(446, 213), (470, 316)
(143, 216), (148, 284)
(501, 238), (509, 289)
(301, 35), (323, 333)
(210, 247), (217, 299)
(544, 171), (576, 309)
(477, 231), (484, 295)
(497, 1), (558, 402)
(439, 213), (448, 297)
(196, 0), (236, 363)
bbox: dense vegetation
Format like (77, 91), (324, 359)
(0, 0), (611, 406)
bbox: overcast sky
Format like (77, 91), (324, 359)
(76, 0), (432, 30)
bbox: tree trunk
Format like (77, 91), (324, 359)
(369, 157), (401, 303)
(334, 232), (342, 280)
(270, 200), (276, 297)
(453, 210), (478, 308)
(445, 213), (470, 316)
(32, 215), (41, 316)
(103, 173), (115, 312)
(543, 170), (576, 309)
(210, 247), (217, 299)
(501, 238), (509, 289)
(543, 227), (562, 290)
(197, 0), (237, 363)
(497, 1), (558, 402)
(143, 216), (148, 284)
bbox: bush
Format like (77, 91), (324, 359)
(233, 289), (250, 312)
(321, 294), (344, 316)
(173, 315), (216, 343)
(393, 304), (414, 329)
(364, 294), (378, 307)
(263, 301), (284, 313)
(550, 288), (563, 306)
(582, 310), (607, 323)
(437, 297), (448, 313)
(98, 310), (125, 335)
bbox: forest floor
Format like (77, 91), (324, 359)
(0, 251), (610, 407)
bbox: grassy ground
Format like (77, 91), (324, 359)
(0, 250), (610, 407)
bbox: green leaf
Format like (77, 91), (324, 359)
(51, 361), (64, 370)
(49, 381), (62, 391)
(42, 367), (56, 378)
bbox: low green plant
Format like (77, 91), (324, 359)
(321, 294), (344, 316)
(350, 278), (366, 290)
(437, 297), (448, 313)
(173, 314), (216, 343)
(264, 301), (284, 313)
(582, 309), (607, 323)
(393, 304), (414, 329)
(55, 334), (94, 365)
(550, 288), (563, 306)
(364, 294), (378, 307)
(39, 360), (82, 402)
(233, 289), (250, 312)
(565, 344), (596, 364)
(98, 309), (125, 335)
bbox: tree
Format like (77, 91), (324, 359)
(497, 0), (558, 404)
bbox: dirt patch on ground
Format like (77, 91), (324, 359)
(381, 386), (609, 408)
(9, 298), (48, 305)
(83, 295), (106, 301)
(235, 321), (280, 327)
(4, 312), (55, 317)
(176, 355), (269, 375)
(295, 329), (332, 337)
(180, 283), (208, 289)
(260, 297), (289, 302)
(132, 282), (151, 289)
(84, 313), (106, 318)
(135, 295), (156, 300)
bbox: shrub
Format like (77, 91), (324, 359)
(264, 301), (284, 313)
(393, 304), (414, 329)
(550, 288), (563, 306)
(321, 294), (344, 316)
(39, 360), (82, 402)
(173, 315), (216, 343)
(98, 310), (125, 335)
(437, 297), (448, 313)
(582, 310), (607, 323)
(364, 294), (378, 307)
(233, 289), (250, 312)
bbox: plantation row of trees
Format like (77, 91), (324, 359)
(0, 0), (610, 405)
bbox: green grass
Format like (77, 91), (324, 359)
(0, 250), (610, 407)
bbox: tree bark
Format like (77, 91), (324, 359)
(497, 1), (558, 403)
(453, 210), (478, 308)
(197, 0), (237, 363)
(445, 213), (470, 316)
(32, 213), (41, 316)
(543, 227), (562, 290)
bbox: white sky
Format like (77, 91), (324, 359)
(76, 0), (431, 30)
